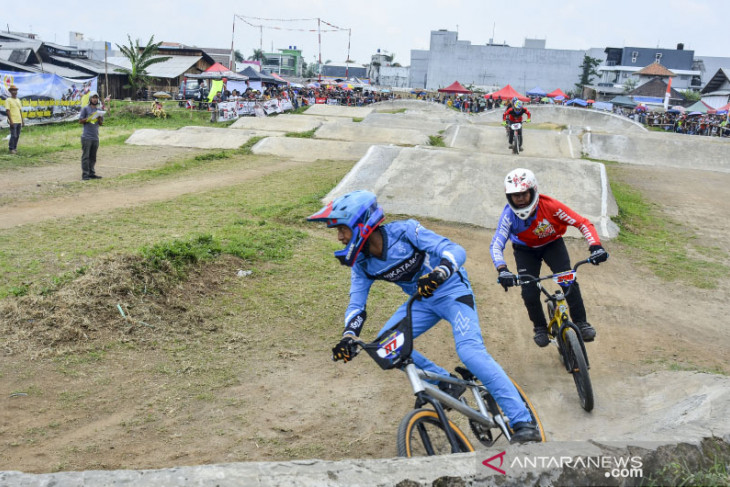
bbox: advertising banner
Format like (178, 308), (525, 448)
(1, 71), (98, 125)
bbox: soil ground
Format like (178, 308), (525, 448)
(1, 140), (729, 474)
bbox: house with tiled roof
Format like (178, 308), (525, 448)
(629, 77), (685, 107)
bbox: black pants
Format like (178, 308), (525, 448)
(81, 138), (99, 179)
(513, 238), (587, 329)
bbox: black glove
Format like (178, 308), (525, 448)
(417, 265), (450, 298)
(497, 267), (517, 291)
(589, 245), (608, 265)
(332, 336), (357, 363)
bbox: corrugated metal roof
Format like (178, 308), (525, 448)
(49, 55), (124, 74)
(107, 55), (202, 78)
(0, 58), (41, 72)
(33, 63), (91, 78)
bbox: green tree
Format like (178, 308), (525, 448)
(248, 49), (265, 62)
(681, 89), (701, 102)
(234, 50), (244, 63)
(622, 78), (638, 94)
(574, 54), (602, 95)
(115, 35), (171, 99)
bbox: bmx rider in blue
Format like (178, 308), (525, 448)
(307, 190), (541, 443)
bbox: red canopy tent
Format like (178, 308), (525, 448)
(438, 81), (472, 94)
(485, 84), (529, 102)
(547, 88), (568, 98)
(205, 62), (231, 72)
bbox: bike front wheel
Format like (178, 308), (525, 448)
(396, 408), (474, 457)
(564, 326), (594, 411)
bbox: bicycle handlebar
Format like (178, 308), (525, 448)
(515, 257), (594, 286)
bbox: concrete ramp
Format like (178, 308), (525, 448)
(314, 121), (430, 145)
(251, 136), (374, 161)
(229, 114), (324, 133)
(584, 132), (730, 172)
(125, 126), (264, 149)
(446, 124), (582, 159)
(326, 145), (619, 239)
(300, 104), (374, 118)
(475, 105), (646, 134)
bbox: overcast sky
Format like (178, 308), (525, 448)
(4, 0), (728, 67)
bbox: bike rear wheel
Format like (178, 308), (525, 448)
(564, 326), (594, 411)
(512, 133), (520, 154)
(397, 408), (473, 457)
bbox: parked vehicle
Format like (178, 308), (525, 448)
(176, 80), (209, 100)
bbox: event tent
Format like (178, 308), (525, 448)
(610, 95), (637, 108)
(565, 98), (588, 107)
(526, 86), (547, 97)
(486, 84), (529, 102)
(685, 100), (713, 114)
(437, 81), (472, 94)
(547, 88), (568, 98)
(716, 102), (730, 114)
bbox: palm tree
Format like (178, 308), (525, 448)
(248, 49), (265, 62)
(115, 35), (171, 99)
(234, 50), (244, 63)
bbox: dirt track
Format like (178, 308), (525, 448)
(1, 109), (729, 474)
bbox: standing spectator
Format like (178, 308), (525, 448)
(78, 91), (104, 180)
(4, 84), (24, 154)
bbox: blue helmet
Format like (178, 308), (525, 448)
(307, 190), (385, 266)
(514, 100), (524, 111)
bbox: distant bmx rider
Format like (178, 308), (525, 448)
(502, 100), (531, 150)
(489, 168), (608, 347)
(307, 190), (542, 443)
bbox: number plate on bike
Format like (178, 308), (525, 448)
(553, 271), (576, 286)
(376, 330), (406, 360)
(511, 123), (522, 130)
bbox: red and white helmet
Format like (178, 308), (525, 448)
(504, 168), (539, 220)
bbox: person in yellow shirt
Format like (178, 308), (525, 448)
(4, 84), (24, 154)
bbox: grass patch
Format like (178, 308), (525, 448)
(0, 103), (227, 169)
(352, 117), (364, 122)
(0, 158), (352, 298)
(376, 108), (406, 114)
(428, 135), (446, 147)
(606, 169), (728, 288)
(284, 128), (317, 138)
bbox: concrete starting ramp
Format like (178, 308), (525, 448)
(327, 145), (619, 240)
(125, 126), (265, 149)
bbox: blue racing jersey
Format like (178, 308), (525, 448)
(344, 219), (468, 332)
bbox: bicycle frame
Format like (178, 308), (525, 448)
(517, 259), (593, 369)
(354, 295), (511, 452)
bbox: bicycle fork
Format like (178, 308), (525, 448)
(404, 363), (462, 454)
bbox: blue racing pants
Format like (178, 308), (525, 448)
(378, 278), (532, 425)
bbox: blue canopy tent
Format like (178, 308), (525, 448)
(566, 98), (588, 107)
(526, 86), (547, 97)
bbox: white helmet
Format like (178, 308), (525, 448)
(504, 168), (539, 220)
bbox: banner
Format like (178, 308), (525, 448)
(1, 71), (98, 125)
(214, 98), (294, 122)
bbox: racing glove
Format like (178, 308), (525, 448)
(497, 267), (517, 291)
(332, 336), (357, 363)
(526, 118), (532, 123)
(417, 262), (453, 298)
(589, 245), (608, 265)
(501, 120), (507, 126)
